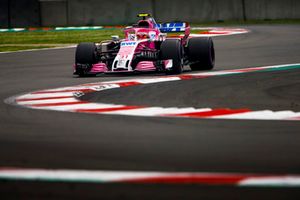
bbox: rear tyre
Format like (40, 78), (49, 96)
(160, 39), (183, 74)
(188, 37), (215, 70)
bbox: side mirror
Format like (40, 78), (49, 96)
(111, 35), (120, 41)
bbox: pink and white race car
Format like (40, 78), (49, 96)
(74, 14), (215, 76)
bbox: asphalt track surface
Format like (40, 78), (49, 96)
(0, 25), (300, 199)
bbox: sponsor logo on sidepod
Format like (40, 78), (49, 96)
(121, 41), (136, 46)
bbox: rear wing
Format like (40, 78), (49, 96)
(156, 22), (190, 33)
(156, 22), (190, 40)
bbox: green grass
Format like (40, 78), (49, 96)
(0, 29), (206, 45)
(0, 18), (299, 52)
(0, 29), (124, 52)
(0, 28), (208, 52)
(0, 29), (123, 44)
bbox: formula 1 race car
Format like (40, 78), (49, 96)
(74, 14), (215, 76)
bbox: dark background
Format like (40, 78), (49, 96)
(1, 0), (300, 28)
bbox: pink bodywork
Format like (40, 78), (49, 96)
(117, 42), (136, 59)
(135, 61), (156, 71)
(73, 63), (108, 73)
(123, 27), (160, 51)
(90, 63), (108, 73)
(86, 19), (190, 73)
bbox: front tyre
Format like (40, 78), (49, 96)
(75, 42), (98, 77)
(160, 39), (183, 74)
(188, 37), (215, 70)
(75, 42), (98, 64)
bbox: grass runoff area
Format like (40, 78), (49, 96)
(0, 29), (123, 52)
(0, 19), (299, 52)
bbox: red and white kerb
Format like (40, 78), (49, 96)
(11, 63), (300, 121)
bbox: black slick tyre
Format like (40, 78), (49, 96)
(75, 42), (97, 64)
(188, 37), (215, 70)
(160, 39), (183, 74)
